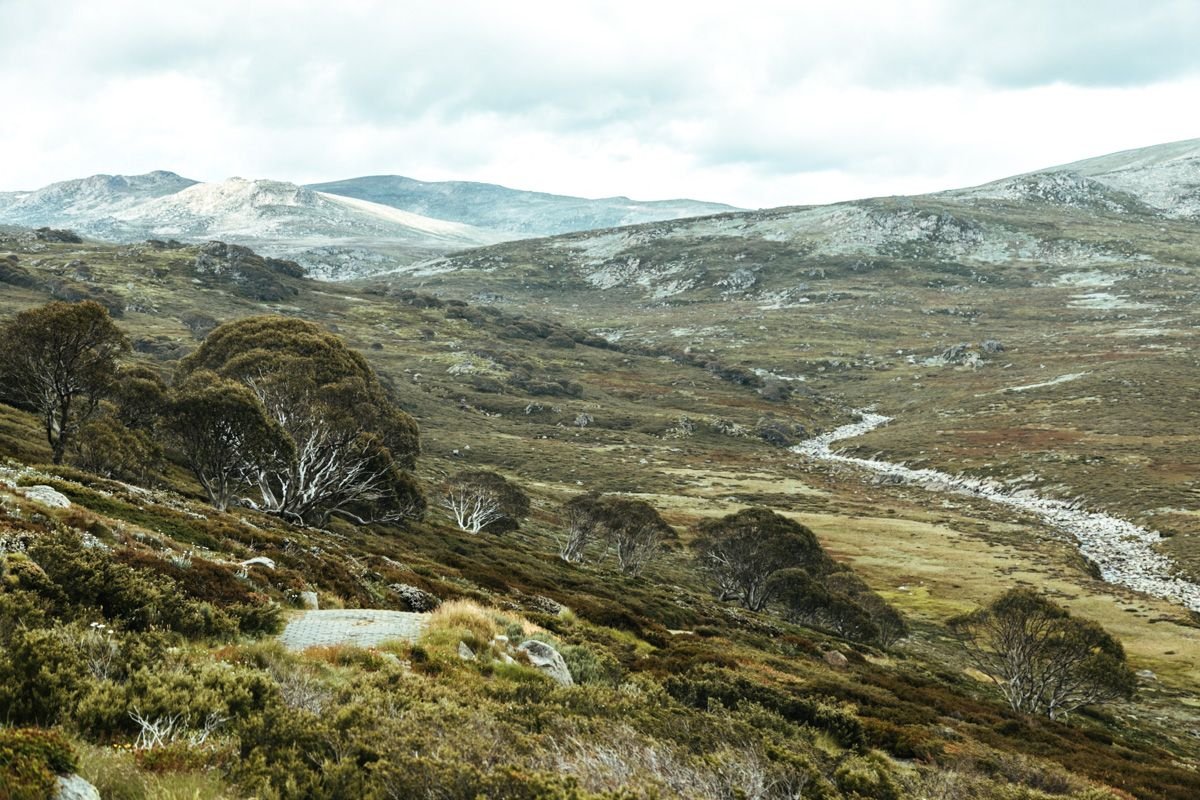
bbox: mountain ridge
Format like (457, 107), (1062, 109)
(306, 174), (741, 237)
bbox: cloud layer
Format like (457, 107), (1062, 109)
(2, 0), (1199, 207)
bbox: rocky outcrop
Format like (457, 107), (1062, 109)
(23, 485), (71, 508)
(192, 241), (299, 301)
(390, 583), (440, 612)
(517, 640), (574, 686)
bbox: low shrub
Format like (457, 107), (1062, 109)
(0, 727), (77, 800)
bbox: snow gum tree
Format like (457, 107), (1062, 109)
(693, 508), (830, 611)
(556, 493), (673, 575)
(439, 470), (529, 534)
(0, 300), (129, 464)
(949, 588), (1136, 720)
(165, 372), (292, 511)
(174, 316), (423, 523)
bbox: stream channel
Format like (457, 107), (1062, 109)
(793, 412), (1200, 612)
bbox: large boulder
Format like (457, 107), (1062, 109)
(517, 640), (573, 686)
(24, 485), (71, 508)
(55, 774), (101, 800)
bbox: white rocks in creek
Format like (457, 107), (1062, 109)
(794, 412), (1200, 612)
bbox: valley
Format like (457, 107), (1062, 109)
(2, 139), (1200, 799)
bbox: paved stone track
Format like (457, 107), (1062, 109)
(279, 609), (428, 651)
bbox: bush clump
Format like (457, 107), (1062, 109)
(0, 727), (78, 800)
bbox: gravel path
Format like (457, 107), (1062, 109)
(279, 609), (428, 651)
(795, 412), (1200, 612)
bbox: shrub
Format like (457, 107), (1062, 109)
(0, 626), (90, 725)
(0, 727), (78, 800)
(834, 752), (908, 800)
(559, 644), (623, 687)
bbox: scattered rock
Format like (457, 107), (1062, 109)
(299, 591), (320, 610)
(390, 583), (440, 612)
(1136, 669), (1157, 682)
(458, 641), (476, 661)
(940, 343), (971, 363)
(823, 650), (849, 669)
(23, 485), (71, 508)
(981, 339), (1005, 353)
(35, 227), (82, 243)
(517, 640), (574, 686)
(526, 594), (565, 616)
(55, 774), (100, 800)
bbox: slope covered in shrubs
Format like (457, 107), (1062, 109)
(0, 235), (1197, 798)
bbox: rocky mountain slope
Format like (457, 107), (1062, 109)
(371, 138), (1200, 594)
(0, 171), (739, 279)
(0, 170), (198, 223)
(389, 138), (1200, 306)
(952, 137), (1200, 216)
(307, 175), (740, 237)
(0, 173), (508, 274)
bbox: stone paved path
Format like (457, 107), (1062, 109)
(279, 609), (428, 651)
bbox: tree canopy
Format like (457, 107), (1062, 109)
(693, 508), (830, 611)
(173, 316), (422, 523)
(949, 588), (1137, 720)
(0, 301), (129, 463)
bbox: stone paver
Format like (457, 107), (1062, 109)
(279, 609), (428, 651)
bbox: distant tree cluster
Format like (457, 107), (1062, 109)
(556, 493), (675, 576)
(0, 302), (424, 526)
(693, 508), (907, 647)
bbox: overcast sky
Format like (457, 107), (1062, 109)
(1, 0), (1199, 208)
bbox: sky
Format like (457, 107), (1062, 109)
(1, 0), (1199, 209)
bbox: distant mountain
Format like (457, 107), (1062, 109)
(306, 175), (741, 237)
(0, 170), (737, 278)
(381, 138), (1200, 305)
(100, 177), (504, 247)
(0, 173), (510, 276)
(0, 170), (198, 226)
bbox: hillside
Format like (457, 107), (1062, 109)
(307, 175), (740, 237)
(378, 139), (1200, 592)
(1, 216), (1199, 798)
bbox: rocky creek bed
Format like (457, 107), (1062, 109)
(794, 412), (1200, 612)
